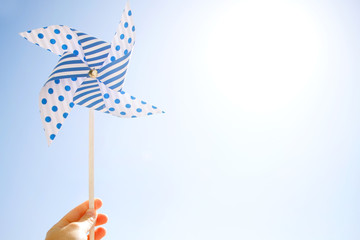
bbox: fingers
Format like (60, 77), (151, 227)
(94, 199), (103, 210)
(88, 227), (106, 240)
(95, 213), (108, 226)
(77, 209), (97, 232)
(57, 199), (103, 227)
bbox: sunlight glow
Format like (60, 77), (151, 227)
(206, 0), (322, 114)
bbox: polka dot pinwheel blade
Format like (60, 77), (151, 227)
(103, 2), (136, 70)
(20, 2), (164, 145)
(98, 83), (163, 118)
(19, 25), (85, 60)
(40, 77), (85, 145)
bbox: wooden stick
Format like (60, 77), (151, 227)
(89, 109), (95, 240)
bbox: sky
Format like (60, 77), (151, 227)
(1, 0), (360, 239)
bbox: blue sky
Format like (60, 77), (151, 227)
(1, 0), (360, 239)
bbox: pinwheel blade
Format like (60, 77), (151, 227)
(97, 51), (131, 92)
(48, 52), (90, 82)
(19, 25), (85, 60)
(73, 78), (109, 113)
(40, 77), (86, 145)
(73, 31), (111, 68)
(98, 82), (163, 118)
(102, 1), (136, 86)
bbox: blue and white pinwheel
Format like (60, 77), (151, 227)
(20, 3), (163, 145)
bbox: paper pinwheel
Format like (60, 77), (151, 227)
(20, 2), (163, 145)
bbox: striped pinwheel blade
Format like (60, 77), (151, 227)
(96, 52), (131, 92)
(73, 78), (109, 113)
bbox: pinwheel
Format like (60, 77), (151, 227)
(20, 2), (163, 145)
(19, 2), (163, 239)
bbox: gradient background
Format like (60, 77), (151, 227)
(1, 0), (360, 239)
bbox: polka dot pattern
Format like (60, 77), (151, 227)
(19, 25), (85, 60)
(98, 83), (163, 119)
(104, 2), (136, 66)
(39, 78), (84, 145)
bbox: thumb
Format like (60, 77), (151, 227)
(77, 209), (97, 232)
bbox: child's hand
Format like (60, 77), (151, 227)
(46, 199), (108, 240)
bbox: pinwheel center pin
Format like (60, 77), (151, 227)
(88, 69), (98, 78)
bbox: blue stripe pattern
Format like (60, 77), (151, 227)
(75, 31), (110, 68)
(47, 52), (90, 82)
(73, 79), (106, 111)
(46, 32), (133, 113)
(97, 51), (132, 92)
